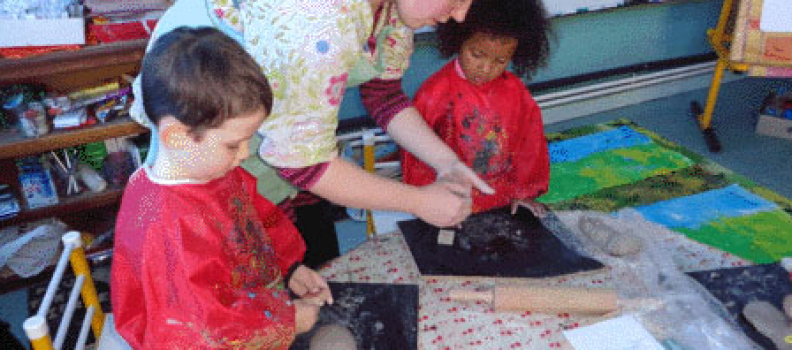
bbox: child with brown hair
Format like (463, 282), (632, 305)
(111, 27), (331, 349)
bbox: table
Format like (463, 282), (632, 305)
(318, 214), (751, 349)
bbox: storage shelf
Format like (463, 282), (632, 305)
(0, 187), (124, 228)
(0, 39), (148, 84)
(0, 117), (147, 160)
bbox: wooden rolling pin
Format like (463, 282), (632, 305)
(448, 286), (618, 315)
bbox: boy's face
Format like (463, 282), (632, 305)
(172, 109), (266, 182)
(458, 32), (517, 86)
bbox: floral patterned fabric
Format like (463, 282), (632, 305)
(213, 0), (414, 168)
(129, 0), (415, 202)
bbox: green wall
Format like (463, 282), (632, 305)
(339, 0), (723, 120)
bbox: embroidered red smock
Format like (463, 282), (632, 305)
(402, 60), (550, 213)
(111, 166), (305, 349)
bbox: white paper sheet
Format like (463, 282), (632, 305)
(563, 315), (664, 350)
(760, 0), (792, 32)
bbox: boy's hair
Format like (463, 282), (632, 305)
(141, 27), (272, 139)
(436, 0), (553, 79)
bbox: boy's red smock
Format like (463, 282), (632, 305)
(112, 167), (305, 349)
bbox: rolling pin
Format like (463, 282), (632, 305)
(448, 286), (618, 315)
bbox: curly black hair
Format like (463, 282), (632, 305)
(435, 0), (553, 79)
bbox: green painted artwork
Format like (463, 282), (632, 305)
(538, 143), (694, 204)
(543, 119), (792, 263)
(677, 210), (792, 264)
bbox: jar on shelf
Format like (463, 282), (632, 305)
(26, 101), (50, 136)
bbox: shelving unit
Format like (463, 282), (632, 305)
(0, 40), (149, 292)
(0, 117), (146, 159)
(0, 39), (147, 88)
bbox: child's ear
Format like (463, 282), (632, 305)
(158, 116), (192, 150)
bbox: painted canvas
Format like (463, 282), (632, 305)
(542, 120), (792, 264)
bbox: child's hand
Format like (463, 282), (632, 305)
(415, 182), (472, 227)
(436, 161), (495, 195)
(294, 299), (320, 334)
(289, 265), (333, 306)
(511, 198), (548, 218)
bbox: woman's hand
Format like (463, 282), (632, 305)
(511, 198), (548, 218)
(436, 161), (495, 195)
(288, 265), (333, 306)
(414, 181), (472, 227)
(294, 299), (320, 334)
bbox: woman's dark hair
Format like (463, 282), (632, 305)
(141, 27), (272, 139)
(435, 0), (553, 79)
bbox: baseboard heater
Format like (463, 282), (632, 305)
(534, 60), (743, 124)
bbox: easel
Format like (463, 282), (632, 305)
(693, 0), (792, 152)
(692, 0), (748, 152)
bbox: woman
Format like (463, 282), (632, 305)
(131, 0), (493, 234)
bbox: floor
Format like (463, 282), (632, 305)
(2, 76), (791, 348)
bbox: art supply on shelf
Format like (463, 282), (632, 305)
(26, 101), (48, 135)
(103, 138), (135, 187)
(52, 108), (86, 129)
(77, 162), (107, 193)
(0, 184), (21, 221)
(448, 285), (618, 315)
(17, 157), (59, 209)
(49, 149), (81, 196)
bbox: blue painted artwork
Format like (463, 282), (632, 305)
(633, 184), (778, 229)
(548, 126), (652, 163)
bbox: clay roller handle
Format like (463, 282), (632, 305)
(494, 286), (618, 315)
(448, 289), (495, 304)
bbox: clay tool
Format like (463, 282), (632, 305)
(449, 286), (618, 315)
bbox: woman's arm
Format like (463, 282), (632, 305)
(309, 156), (471, 227)
(388, 107), (495, 195)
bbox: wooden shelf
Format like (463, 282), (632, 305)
(0, 187), (124, 228)
(0, 39), (148, 85)
(0, 117), (147, 160)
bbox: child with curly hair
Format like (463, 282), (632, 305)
(402, 0), (553, 216)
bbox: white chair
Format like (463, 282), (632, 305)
(23, 231), (131, 350)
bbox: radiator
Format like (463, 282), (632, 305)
(535, 61), (744, 124)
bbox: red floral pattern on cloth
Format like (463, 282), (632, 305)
(318, 225), (751, 349)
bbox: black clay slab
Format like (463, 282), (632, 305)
(398, 206), (604, 278)
(687, 263), (792, 350)
(290, 282), (418, 350)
